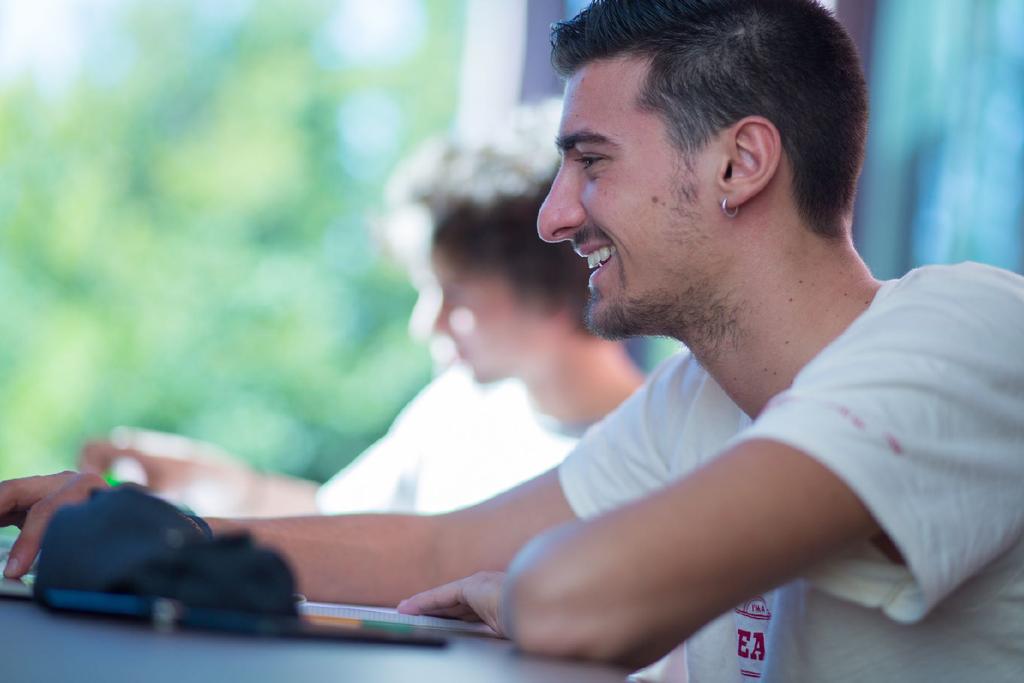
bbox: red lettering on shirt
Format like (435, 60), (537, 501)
(750, 632), (766, 660)
(736, 629), (766, 661)
(737, 628), (752, 657)
(735, 595), (772, 679)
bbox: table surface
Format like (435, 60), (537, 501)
(0, 597), (631, 682)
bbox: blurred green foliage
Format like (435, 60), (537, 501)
(0, 0), (464, 481)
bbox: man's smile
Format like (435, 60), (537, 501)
(586, 245), (616, 269)
(572, 226), (618, 271)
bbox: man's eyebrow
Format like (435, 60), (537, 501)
(555, 130), (618, 152)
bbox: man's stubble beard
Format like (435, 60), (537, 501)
(585, 278), (740, 364)
(584, 178), (741, 363)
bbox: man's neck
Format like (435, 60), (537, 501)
(689, 239), (880, 418)
(520, 337), (645, 426)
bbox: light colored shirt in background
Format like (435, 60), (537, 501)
(318, 364), (581, 514)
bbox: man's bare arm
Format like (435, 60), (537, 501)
(502, 440), (880, 666)
(1, 468), (575, 605)
(210, 468), (575, 605)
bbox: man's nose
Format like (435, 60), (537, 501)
(409, 287), (444, 341)
(431, 300), (453, 338)
(537, 167), (586, 244)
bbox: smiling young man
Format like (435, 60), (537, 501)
(2, 2), (1023, 680)
(398, 0), (1024, 678)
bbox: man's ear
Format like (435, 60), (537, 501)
(715, 116), (782, 211)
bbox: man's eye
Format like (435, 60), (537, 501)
(578, 156), (600, 169)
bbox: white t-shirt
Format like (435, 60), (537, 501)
(317, 365), (580, 514)
(560, 262), (1024, 682)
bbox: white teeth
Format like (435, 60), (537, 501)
(586, 245), (615, 269)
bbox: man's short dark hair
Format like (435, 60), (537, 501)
(551, 0), (868, 238)
(383, 127), (590, 326)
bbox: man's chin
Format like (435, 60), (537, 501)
(586, 289), (679, 340)
(584, 296), (635, 341)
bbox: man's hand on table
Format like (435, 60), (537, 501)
(397, 570), (509, 636)
(0, 471), (110, 578)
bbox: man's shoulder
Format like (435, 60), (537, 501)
(886, 261), (1024, 305)
(863, 261), (1024, 337)
(802, 262), (1024, 385)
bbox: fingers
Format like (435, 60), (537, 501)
(78, 439), (121, 473)
(0, 511), (27, 528)
(80, 430), (236, 494)
(80, 427), (187, 479)
(1, 471), (108, 579)
(0, 472), (77, 517)
(397, 571), (507, 635)
(397, 581), (466, 615)
(80, 440), (156, 486)
(0, 472), (76, 578)
(82, 441), (182, 490)
(405, 602), (481, 620)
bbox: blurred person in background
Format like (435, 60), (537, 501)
(78, 104), (644, 518)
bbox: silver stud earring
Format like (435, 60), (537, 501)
(720, 196), (739, 218)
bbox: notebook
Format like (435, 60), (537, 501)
(299, 600), (499, 638)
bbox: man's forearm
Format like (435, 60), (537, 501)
(210, 469), (577, 606)
(209, 513), (443, 604)
(504, 440), (879, 666)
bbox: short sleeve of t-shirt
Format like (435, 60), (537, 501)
(560, 351), (750, 518)
(733, 262), (1024, 622)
